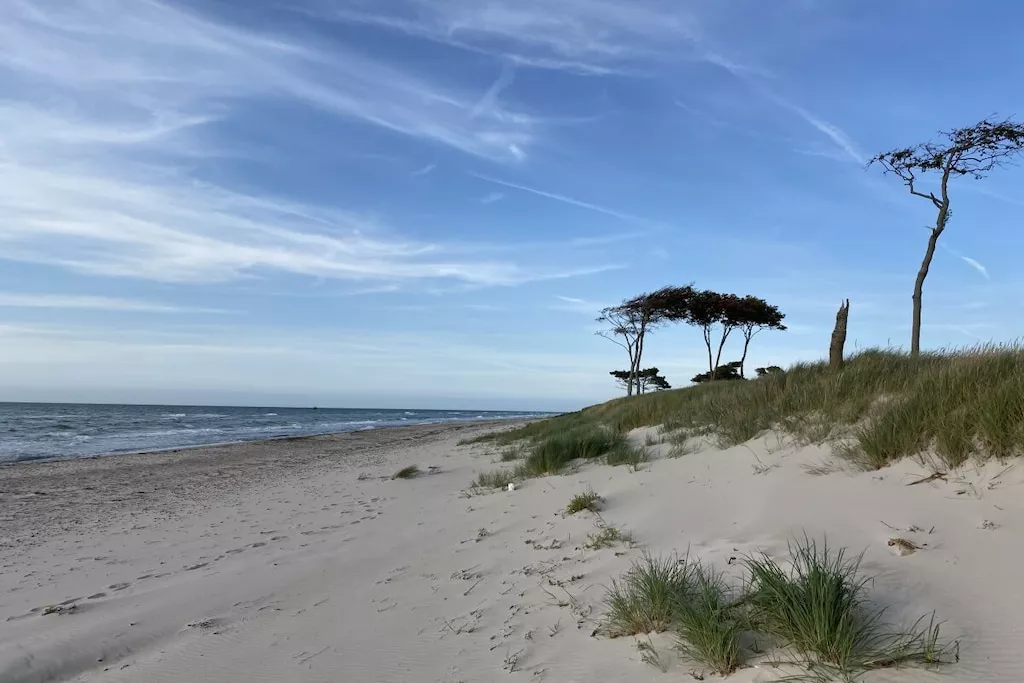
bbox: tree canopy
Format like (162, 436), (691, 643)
(692, 361), (743, 384)
(596, 291), (670, 396)
(610, 367), (671, 394)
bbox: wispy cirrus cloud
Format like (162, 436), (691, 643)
(551, 295), (606, 314)
(320, 0), (860, 165)
(310, 0), (707, 74)
(471, 174), (659, 226)
(940, 243), (991, 280)
(1, 0), (536, 162)
(0, 293), (225, 314)
(411, 163), (438, 177)
(764, 94), (864, 164)
(960, 256), (989, 280)
(0, 0), (619, 287)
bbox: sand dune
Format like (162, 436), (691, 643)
(1, 423), (1022, 682)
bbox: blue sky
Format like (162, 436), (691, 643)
(3, 0), (1024, 411)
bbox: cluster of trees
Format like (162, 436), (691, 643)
(610, 367), (670, 394)
(598, 285), (786, 396)
(596, 116), (1024, 395)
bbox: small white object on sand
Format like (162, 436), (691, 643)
(507, 482), (516, 491)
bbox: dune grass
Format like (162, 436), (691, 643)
(745, 536), (953, 678)
(674, 564), (743, 676)
(513, 426), (625, 477)
(391, 465), (420, 479)
(481, 345), (1024, 470)
(601, 538), (952, 679)
(566, 488), (601, 514)
(604, 553), (697, 636)
(585, 524), (632, 550)
(604, 444), (649, 470)
(471, 468), (515, 489)
(604, 553), (742, 674)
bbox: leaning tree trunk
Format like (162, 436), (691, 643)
(911, 209), (948, 356)
(829, 299), (850, 371)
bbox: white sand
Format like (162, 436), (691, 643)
(2, 422), (1022, 682)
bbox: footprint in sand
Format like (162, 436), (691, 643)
(108, 582), (131, 591)
(86, 592), (107, 600)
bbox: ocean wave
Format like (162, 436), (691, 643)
(2, 404), (552, 464)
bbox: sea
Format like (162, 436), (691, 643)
(0, 403), (551, 465)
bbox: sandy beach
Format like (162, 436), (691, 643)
(2, 422), (1023, 682)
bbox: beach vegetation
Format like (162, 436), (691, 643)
(674, 564), (743, 676)
(585, 524), (632, 550)
(745, 536), (954, 678)
(391, 465), (420, 479)
(604, 443), (649, 470)
(513, 426), (625, 477)
(471, 468), (515, 489)
(479, 344), (1024, 471)
(566, 488), (601, 514)
(604, 553), (698, 636)
(601, 537), (952, 679)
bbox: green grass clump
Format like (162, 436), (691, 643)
(605, 444), (649, 470)
(566, 488), (601, 514)
(675, 565), (743, 676)
(471, 468), (515, 489)
(515, 426), (625, 477)
(604, 553), (742, 675)
(466, 412), (589, 446)
(604, 553), (696, 636)
(391, 465), (420, 479)
(586, 525), (632, 550)
(745, 536), (953, 678)
(500, 445), (527, 461)
(477, 344), (1024, 471)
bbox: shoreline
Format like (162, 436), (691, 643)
(1, 415), (539, 468)
(2, 421), (1022, 682)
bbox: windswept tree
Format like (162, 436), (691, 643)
(870, 117), (1024, 355)
(731, 295), (786, 378)
(678, 289), (740, 382)
(596, 292), (669, 396)
(609, 367), (671, 394)
(692, 361), (743, 384)
(641, 285), (785, 382)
